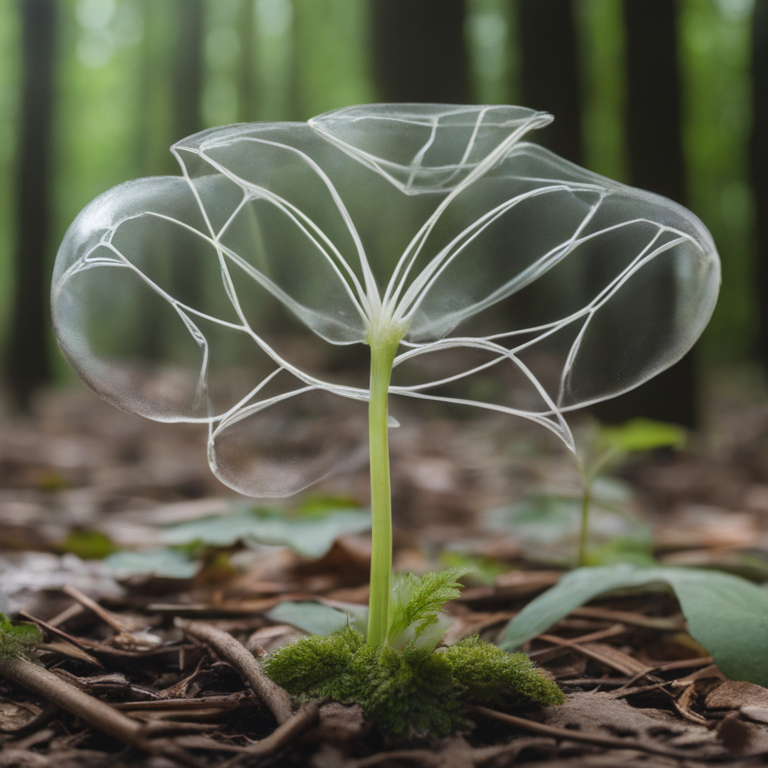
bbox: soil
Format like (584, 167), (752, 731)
(1, 377), (768, 767)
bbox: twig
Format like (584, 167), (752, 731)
(222, 703), (319, 766)
(472, 706), (713, 760)
(528, 623), (628, 661)
(178, 619), (294, 724)
(0, 748), (50, 767)
(0, 655), (205, 768)
(62, 585), (126, 633)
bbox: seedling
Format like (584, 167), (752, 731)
(574, 418), (687, 565)
(52, 105), (719, 726)
(265, 570), (563, 740)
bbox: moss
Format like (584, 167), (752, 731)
(263, 629), (563, 741)
(0, 614), (42, 660)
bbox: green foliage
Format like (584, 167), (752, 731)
(442, 636), (564, 710)
(162, 504), (371, 559)
(487, 482), (653, 566)
(0, 614), (42, 660)
(596, 418), (687, 455)
(59, 528), (117, 560)
(500, 564), (768, 687)
(387, 568), (468, 651)
(439, 550), (507, 586)
(266, 600), (364, 636)
(267, 568), (468, 649)
(264, 629), (563, 741)
(574, 419), (686, 566)
(106, 548), (201, 579)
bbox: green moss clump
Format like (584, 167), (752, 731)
(263, 629), (563, 741)
(0, 614), (42, 660)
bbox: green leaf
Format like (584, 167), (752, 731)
(388, 568), (467, 650)
(0, 613), (42, 659)
(500, 564), (768, 686)
(162, 506), (371, 559)
(598, 418), (687, 453)
(106, 548), (200, 579)
(266, 601), (367, 636)
(295, 494), (361, 517)
(59, 529), (117, 560)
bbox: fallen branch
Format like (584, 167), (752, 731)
(178, 619), (294, 724)
(0, 655), (205, 768)
(222, 703), (319, 766)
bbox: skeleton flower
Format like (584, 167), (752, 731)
(52, 104), (720, 644)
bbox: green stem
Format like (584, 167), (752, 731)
(577, 482), (591, 567)
(366, 333), (400, 647)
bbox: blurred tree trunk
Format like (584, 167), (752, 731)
(594, 0), (697, 428)
(172, 0), (205, 142)
(289, 0), (307, 120)
(5, 0), (57, 410)
(172, 0), (205, 312)
(136, 0), (175, 176)
(753, 1), (768, 367)
(369, 0), (470, 103)
(516, 0), (583, 165)
(237, 0), (258, 123)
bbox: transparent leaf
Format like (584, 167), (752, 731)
(52, 104), (720, 496)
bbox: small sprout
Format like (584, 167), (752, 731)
(387, 568), (467, 651)
(264, 571), (563, 740)
(0, 614), (42, 660)
(575, 418), (688, 565)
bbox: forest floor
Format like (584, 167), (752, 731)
(2, 373), (768, 767)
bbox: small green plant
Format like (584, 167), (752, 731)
(51, 105), (719, 729)
(575, 418), (687, 566)
(264, 571), (563, 740)
(0, 614), (42, 660)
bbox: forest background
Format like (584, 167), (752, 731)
(0, 0), (765, 428)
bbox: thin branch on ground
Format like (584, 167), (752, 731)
(178, 619), (294, 724)
(0, 655), (206, 768)
(222, 703), (319, 766)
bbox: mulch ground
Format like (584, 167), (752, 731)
(2, 378), (768, 767)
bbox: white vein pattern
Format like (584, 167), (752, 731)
(51, 104), (720, 496)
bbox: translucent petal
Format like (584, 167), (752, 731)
(52, 106), (721, 497)
(52, 175), (357, 424)
(310, 104), (552, 195)
(172, 124), (371, 342)
(209, 387), (369, 497)
(397, 144), (719, 411)
(404, 144), (718, 337)
(391, 338), (574, 447)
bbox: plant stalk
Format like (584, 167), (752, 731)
(366, 333), (400, 646)
(577, 482), (591, 567)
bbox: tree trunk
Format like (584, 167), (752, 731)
(172, 0), (205, 142)
(516, 0), (583, 165)
(237, 0), (258, 123)
(369, 0), (470, 103)
(5, 0), (57, 410)
(594, 0), (697, 428)
(753, 1), (768, 367)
